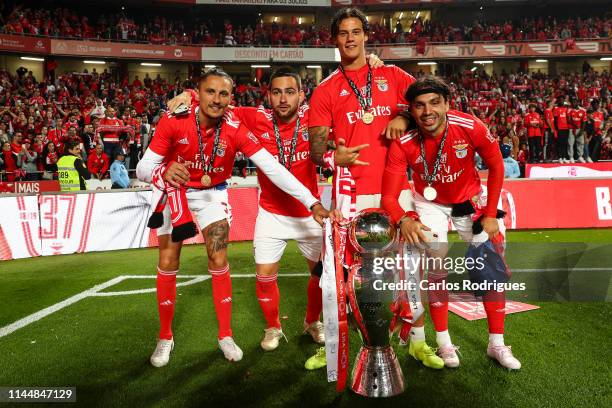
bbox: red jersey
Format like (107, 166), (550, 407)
(568, 107), (586, 129)
(29, 96), (46, 106)
(87, 151), (110, 176)
(309, 64), (415, 195)
(544, 108), (554, 130)
(149, 106), (263, 187)
(593, 111), (605, 135)
(234, 105), (319, 218)
(99, 117), (125, 143)
(524, 112), (543, 137)
(553, 106), (570, 130)
(385, 110), (501, 208)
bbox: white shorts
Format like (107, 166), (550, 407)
(156, 187), (232, 236)
(253, 207), (322, 264)
(337, 189), (414, 213)
(413, 192), (506, 257)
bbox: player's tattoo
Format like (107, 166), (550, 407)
(309, 126), (330, 165)
(205, 220), (229, 253)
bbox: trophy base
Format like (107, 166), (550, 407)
(350, 346), (405, 398)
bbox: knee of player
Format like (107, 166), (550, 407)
(158, 258), (180, 272)
(207, 254), (229, 271)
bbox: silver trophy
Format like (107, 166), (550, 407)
(347, 208), (405, 397)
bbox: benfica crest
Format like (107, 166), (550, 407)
(453, 143), (469, 159)
(301, 127), (309, 141)
(375, 79), (389, 92)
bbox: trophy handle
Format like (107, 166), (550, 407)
(346, 263), (370, 345)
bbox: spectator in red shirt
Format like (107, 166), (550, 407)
(132, 75), (143, 88)
(98, 106), (124, 159)
(568, 99), (587, 162)
(553, 99), (571, 162)
(1, 141), (18, 181)
(543, 102), (556, 161)
(87, 143), (110, 180)
(11, 131), (23, 154)
(525, 104), (543, 163)
(588, 101), (607, 162)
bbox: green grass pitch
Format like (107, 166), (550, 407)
(0, 229), (610, 407)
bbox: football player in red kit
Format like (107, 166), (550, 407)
(307, 7), (444, 371)
(382, 76), (521, 370)
(136, 68), (329, 367)
(167, 61), (386, 355)
(231, 68), (326, 351)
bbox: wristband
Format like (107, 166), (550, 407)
(398, 210), (419, 225)
(323, 150), (335, 171)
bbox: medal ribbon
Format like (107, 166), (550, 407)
(419, 117), (449, 187)
(272, 115), (300, 170)
(339, 64), (372, 113)
(195, 107), (222, 175)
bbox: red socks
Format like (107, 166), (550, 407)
(305, 275), (323, 324)
(483, 290), (506, 334)
(210, 265), (233, 339)
(428, 272), (449, 332)
(256, 273), (281, 329)
(156, 267), (177, 340)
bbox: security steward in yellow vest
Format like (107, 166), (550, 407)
(57, 140), (91, 191)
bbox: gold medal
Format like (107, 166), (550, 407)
(362, 111), (374, 125)
(201, 174), (212, 187)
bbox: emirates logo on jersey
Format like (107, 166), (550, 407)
(346, 106), (391, 124)
(420, 168), (464, 184)
(274, 150), (309, 164)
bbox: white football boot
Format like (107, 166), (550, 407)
(218, 337), (243, 362)
(150, 338), (174, 367)
(303, 321), (325, 344)
(487, 345), (521, 370)
(260, 327), (287, 351)
(437, 345), (460, 368)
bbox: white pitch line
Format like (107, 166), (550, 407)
(0, 273), (312, 338)
(0, 276), (126, 338)
(92, 275), (211, 297)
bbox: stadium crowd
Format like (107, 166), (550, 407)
(0, 5), (610, 47)
(0, 63), (610, 182)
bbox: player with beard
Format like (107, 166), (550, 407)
(231, 67), (328, 351)
(136, 68), (330, 367)
(167, 61), (384, 354)
(382, 76), (521, 370)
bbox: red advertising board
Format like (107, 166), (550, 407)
(375, 39), (612, 60)
(0, 181), (60, 194)
(448, 292), (540, 321)
(0, 34), (50, 54)
(50, 39), (201, 61)
(526, 162), (612, 178)
(502, 179), (612, 229)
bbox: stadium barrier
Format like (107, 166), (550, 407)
(1, 178), (611, 260)
(1, 33), (609, 61)
(525, 162), (612, 178)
